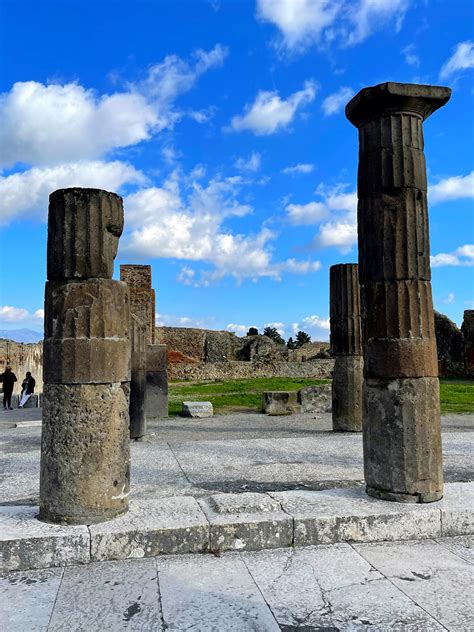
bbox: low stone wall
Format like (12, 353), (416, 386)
(169, 359), (334, 382)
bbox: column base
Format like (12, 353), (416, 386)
(366, 485), (443, 504)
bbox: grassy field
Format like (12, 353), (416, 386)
(168, 377), (474, 416)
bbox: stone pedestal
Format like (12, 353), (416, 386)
(146, 344), (168, 419)
(130, 315), (147, 439)
(120, 265), (156, 344)
(330, 264), (363, 432)
(346, 82), (451, 502)
(40, 188), (131, 525)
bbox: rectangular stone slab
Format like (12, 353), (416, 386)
(198, 492), (293, 552)
(0, 505), (90, 572)
(182, 401), (213, 418)
(89, 496), (209, 561)
(271, 486), (441, 546)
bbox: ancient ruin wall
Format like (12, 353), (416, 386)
(0, 339), (43, 392)
(168, 359), (334, 381)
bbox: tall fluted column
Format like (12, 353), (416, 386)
(330, 264), (363, 432)
(346, 82), (451, 503)
(40, 188), (131, 524)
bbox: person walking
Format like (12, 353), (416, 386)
(0, 366), (17, 410)
(19, 371), (36, 408)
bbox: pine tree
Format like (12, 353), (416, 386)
(246, 327), (259, 336)
(295, 330), (311, 348)
(263, 326), (285, 345)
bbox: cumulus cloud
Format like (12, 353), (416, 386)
(228, 80), (317, 135)
(122, 171), (321, 284)
(156, 312), (215, 329)
(256, 0), (411, 52)
(226, 323), (253, 336)
(431, 245), (474, 267)
(321, 86), (354, 116)
(291, 314), (330, 341)
(0, 160), (145, 224)
(429, 171), (474, 204)
(286, 201), (328, 224)
(440, 41), (474, 80)
(0, 305), (44, 323)
(235, 152), (262, 172)
(0, 45), (227, 168)
(281, 163), (314, 175)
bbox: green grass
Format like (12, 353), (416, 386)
(168, 377), (330, 415)
(439, 379), (474, 414)
(168, 376), (474, 416)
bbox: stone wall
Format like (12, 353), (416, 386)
(155, 327), (240, 362)
(0, 339), (43, 393)
(169, 359), (334, 382)
(435, 311), (465, 377)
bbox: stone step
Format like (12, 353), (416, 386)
(1, 481), (472, 573)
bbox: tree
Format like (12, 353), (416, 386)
(263, 326), (285, 345)
(287, 336), (296, 349)
(247, 327), (259, 336)
(295, 330), (311, 348)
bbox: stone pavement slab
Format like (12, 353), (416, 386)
(157, 553), (280, 631)
(435, 534), (474, 563)
(89, 496), (209, 562)
(48, 558), (162, 631)
(0, 505), (90, 572)
(0, 567), (63, 631)
(355, 538), (474, 631)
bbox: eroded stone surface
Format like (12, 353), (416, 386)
(182, 401), (213, 418)
(40, 383), (130, 524)
(0, 505), (89, 572)
(146, 344), (168, 420)
(130, 315), (148, 439)
(262, 391), (300, 415)
(332, 355), (363, 432)
(298, 383), (332, 413)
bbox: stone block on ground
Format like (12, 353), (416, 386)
(262, 391), (301, 415)
(298, 384), (332, 413)
(0, 505), (90, 572)
(437, 481), (474, 536)
(271, 486), (442, 547)
(182, 401), (213, 418)
(89, 496), (209, 561)
(198, 492), (293, 552)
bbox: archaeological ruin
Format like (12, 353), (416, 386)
(40, 188), (131, 524)
(346, 81), (451, 502)
(330, 264), (363, 432)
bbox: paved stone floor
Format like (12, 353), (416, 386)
(1, 536), (472, 631)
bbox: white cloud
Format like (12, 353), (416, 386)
(430, 171), (474, 204)
(0, 46), (227, 169)
(431, 244), (474, 267)
(0, 305), (44, 323)
(281, 163), (314, 175)
(256, 0), (411, 51)
(156, 312), (215, 329)
(286, 201), (328, 224)
(442, 293), (455, 304)
(440, 41), (474, 80)
(0, 160), (145, 224)
(226, 323), (252, 336)
(321, 86), (354, 116)
(235, 152), (262, 172)
(228, 80), (317, 135)
(315, 219), (357, 252)
(256, 0), (340, 51)
(291, 314), (330, 340)
(122, 171), (321, 284)
(402, 44), (420, 67)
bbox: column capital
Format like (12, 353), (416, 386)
(346, 82), (451, 128)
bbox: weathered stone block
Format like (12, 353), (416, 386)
(39, 382), (130, 524)
(120, 264), (156, 344)
(0, 505), (90, 572)
(332, 356), (363, 432)
(298, 384), (332, 413)
(44, 279), (130, 340)
(462, 310), (474, 377)
(47, 188), (123, 280)
(364, 338), (438, 379)
(182, 401), (213, 418)
(43, 337), (130, 384)
(89, 496), (209, 561)
(198, 493), (293, 552)
(262, 391), (301, 415)
(363, 377), (443, 502)
(435, 311), (465, 377)
(146, 344), (168, 419)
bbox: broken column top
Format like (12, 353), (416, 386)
(346, 82), (451, 128)
(47, 188), (124, 281)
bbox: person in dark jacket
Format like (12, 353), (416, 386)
(19, 371), (36, 408)
(0, 366), (17, 410)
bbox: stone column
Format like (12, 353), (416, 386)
(330, 264), (363, 432)
(461, 310), (474, 377)
(346, 82), (451, 503)
(146, 344), (169, 419)
(40, 188), (131, 524)
(130, 314), (148, 439)
(120, 265), (155, 343)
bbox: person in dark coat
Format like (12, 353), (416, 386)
(19, 371), (36, 408)
(0, 366), (17, 410)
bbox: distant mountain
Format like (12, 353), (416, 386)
(0, 329), (43, 343)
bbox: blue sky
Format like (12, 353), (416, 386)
(0, 0), (473, 341)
